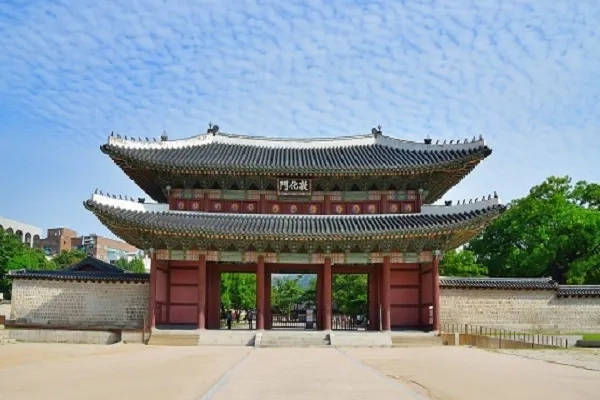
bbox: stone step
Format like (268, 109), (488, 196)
(258, 332), (331, 347)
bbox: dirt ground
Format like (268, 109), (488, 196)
(1, 343), (600, 400)
(345, 346), (600, 400)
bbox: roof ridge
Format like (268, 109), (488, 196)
(105, 130), (487, 151)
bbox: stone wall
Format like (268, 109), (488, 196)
(10, 279), (148, 329)
(440, 288), (600, 333)
(0, 301), (11, 319)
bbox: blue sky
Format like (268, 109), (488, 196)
(0, 0), (599, 239)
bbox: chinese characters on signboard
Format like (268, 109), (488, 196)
(278, 178), (311, 195)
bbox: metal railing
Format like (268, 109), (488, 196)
(442, 323), (568, 348)
(332, 314), (368, 331)
(271, 313), (308, 329)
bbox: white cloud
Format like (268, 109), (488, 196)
(0, 0), (599, 235)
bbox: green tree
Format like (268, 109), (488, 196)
(332, 274), (368, 315)
(0, 228), (56, 298)
(53, 249), (86, 268)
(115, 257), (146, 273)
(469, 176), (600, 284)
(298, 276), (317, 308)
(271, 276), (303, 316)
(220, 273), (256, 311)
(440, 249), (487, 277)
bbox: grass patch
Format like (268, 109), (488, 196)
(582, 334), (600, 341)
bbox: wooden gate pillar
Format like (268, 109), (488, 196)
(382, 256), (391, 331)
(432, 252), (441, 331)
(148, 256), (157, 329)
(322, 257), (332, 330)
(197, 254), (207, 329)
(256, 255), (265, 330)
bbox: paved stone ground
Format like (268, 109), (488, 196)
(203, 347), (426, 400)
(1, 343), (600, 399)
(0, 343), (251, 400)
(346, 346), (600, 400)
(493, 347), (600, 371)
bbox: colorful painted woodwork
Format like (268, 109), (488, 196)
(86, 128), (503, 331)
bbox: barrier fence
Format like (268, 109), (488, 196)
(442, 323), (567, 348)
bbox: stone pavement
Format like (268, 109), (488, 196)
(346, 346), (600, 400)
(1, 343), (600, 399)
(202, 347), (426, 399)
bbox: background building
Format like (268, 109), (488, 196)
(33, 227), (139, 263)
(0, 216), (42, 248)
(36, 227), (78, 256)
(75, 234), (139, 263)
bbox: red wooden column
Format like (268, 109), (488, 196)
(382, 256), (391, 331)
(265, 269), (272, 329)
(322, 257), (332, 330)
(368, 270), (378, 330)
(256, 255), (265, 330)
(432, 252), (441, 331)
(197, 254), (207, 329)
(148, 256), (158, 329)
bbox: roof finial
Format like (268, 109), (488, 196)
(110, 131), (114, 137)
(494, 191), (498, 198)
(161, 130), (168, 141)
(424, 134), (432, 145)
(207, 122), (219, 136)
(371, 125), (382, 137)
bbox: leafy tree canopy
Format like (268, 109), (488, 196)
(0, 229), (56, 298)
(271, 276), (304, 316)
(115, 257), (146, 273)
(52, 249), (86, 269)
(440, 249), (487, 277)
(332, 274), (367, 315)
(468, 176), (600, 284)
(221, 273), (256, 311)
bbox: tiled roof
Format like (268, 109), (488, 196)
(8, 269), (149, 283)
(64, 256), (124, 273)
(556, 285), (600, 297)
(83, 194), (504, 250)
(101, 132), (492, 203)
(440, 277), (557, 290)
(102, 132), (490, 174)
(8, 256), (149, 283)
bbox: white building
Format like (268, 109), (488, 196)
(0, 216), (42, 248)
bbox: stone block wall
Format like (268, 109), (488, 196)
(10, 279), (149, 329)
(441, 288), (600, 333)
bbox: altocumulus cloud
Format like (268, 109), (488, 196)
(0, 0), (599, 203)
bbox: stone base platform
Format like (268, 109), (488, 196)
(332, 331), (392, 347)
(148, 329), (396, 347)
(4, 328), (120, 344)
